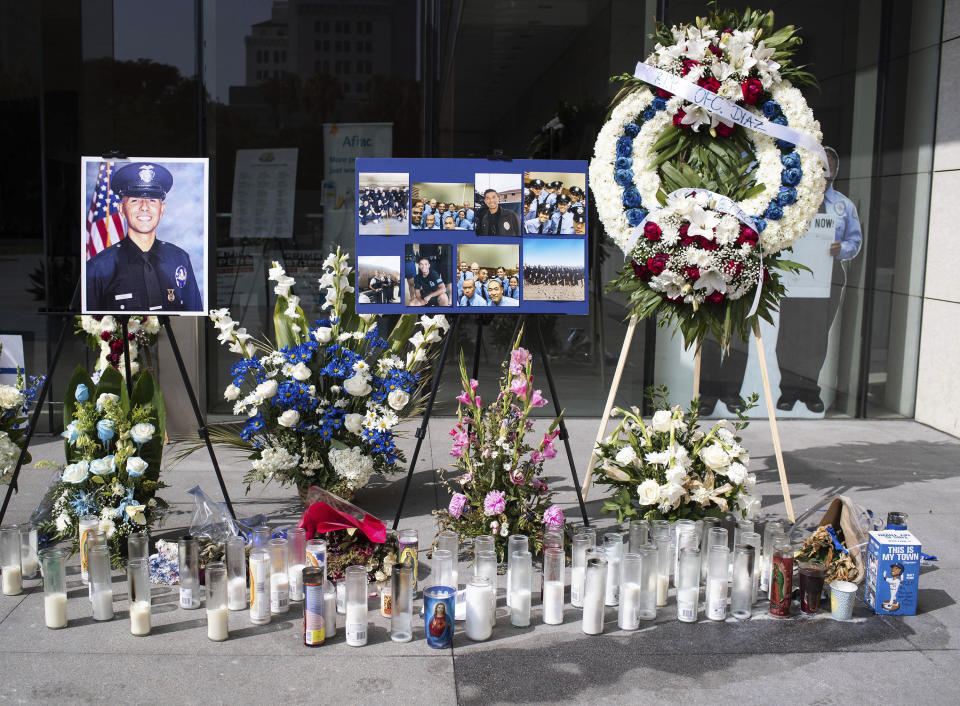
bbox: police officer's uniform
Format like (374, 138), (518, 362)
(475, 202), (521, 236)
(525, 203), (556, 234)
(552, 194), (575, 234)
(86, 162), (203, 313)
(412, 265), (446, 306)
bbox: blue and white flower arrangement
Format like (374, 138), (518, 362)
(206, 248), (449, 499)
(0, 346), (43, 486)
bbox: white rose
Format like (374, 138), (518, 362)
(96, 393), (119, 410)
(125, 456), (149, 477)
(223, 384), (241, 401)
(658, 482), (686, 509)
(343, 374), (372, 397)
(291, 362), (312, 382)
(637, 478), (660, 506)
(387, 389), (410, 411)
(313, 327), (333, 343)
(700, 443), (730, 471)
(651, 410), (673, 433)
(614, 445), (637, 466)
(344, 413), (363, 434)
(61, 461), (90, 484)
(725, 461), (748, 486)
(0, 385), (25, 410)
(278, 410), (300, 428)
(100, 315), (117, 333)
(255, 380), (278, 399)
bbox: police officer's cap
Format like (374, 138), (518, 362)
(569, 186), (584, 197)
(536, 203), (554, 215)
(556, 194), (572, 205)
(572, 205), (586, 223)
(548, 180), (563, 189)
(113, 162), (174, 200)
(530, 178), (546, 189)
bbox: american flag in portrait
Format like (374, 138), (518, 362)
(85, 161), (125, 259)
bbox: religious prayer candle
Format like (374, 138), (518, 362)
(252, 526), (271, 547)
(178, 536), (201, 609)
(506, 534), (528, 609)
(391, 564), (414, 643)
(398, 529), (419, 597)
(465, 576), (494, 641)
(706, 546), (730, 621)
(731, 545), (755, 620)
(636, 544), (658, 621)
(127, 557), (151, 636)
(436, 530), (460, 617)
(248, 548), (271, 625)
(127, 531), (149, 563)
(740, 531), (762, 604)
(78, 515), (99, 584)
(473, 535), (495, 558)
(769, 539), (794, 618)
(760, 521), (785, 592)
(618, 553), (643, 630)
(474, 550), (498, 628)
(287, 528), (307, 603)
(764, 530), (788, 601)
(603, 532), (623, 606)
(582, 555), (607, 635)
(18, 523), (38, 579)
(571, 533), (594, 608)
(628, 520), (650, 554)
(673, 520), (698, 586)
(303, 567), (326, 647)
(543, 529), (564, 551)
(269, 538), (290, 614)
(509, 550), (532, 627)
(324, 581), (337, 638)
(653, 526), (672, 607)
(1, 526), (22, 596)
(698, 518), (721, 582)
(345, 565), (368, 647)
(676, 547), (700, 623)
(225, 537), (247, 611)
(306, 537), (327, 579)
(205, 562), (229, 641)
(40, 548), (69, 629)
(542, 547), (565, 625)
(88, 545), (114, 621)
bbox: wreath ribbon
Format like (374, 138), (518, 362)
(633, 61), (828, 166)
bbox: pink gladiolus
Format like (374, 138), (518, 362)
(456, 390), (472, 405)
(474, 395), (481, 407)
(509, 348), (531, 375)
(530, 389), (548, 408)
(530, 450), (544, 464)
(469, 378), (479, 392)
(542, 440), (557, 459)
(510, 375), (527, 397)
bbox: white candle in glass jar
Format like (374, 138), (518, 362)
(677, 587), (699, 622)
(207, 607), (229, 641)
(21, 556), (39, 579)
(2, 565), (22, 596)
(618, 581), (641, 630)
(227, 576), (247, 611)
(130, 601), (151, 636)
(44, 592), (68, 628)
(542, 580), (564, 625)
(324, 585), (337, 638)
(465, 585), (493, 640)
(345, 602), (367, 646)
(288, 563), (305, 602)
(570, 566), (585, 607)
(510, 589), (531, 627)
(656, 574), (669, 606)
(91, 590), (113, 621)
(270, 573), (289, 614)
(706, 578), (728, 620)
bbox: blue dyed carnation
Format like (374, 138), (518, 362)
(771, 115), (788, 126)
(616, 136), (632, 158)
(642, 108), (656, 122)
(614, 169), (634, 187)
(621, 186), (643, 208)
(762, 101), (782, 119)
(781, 167), (802, 186)
(651, 97), (667, 111)
(752, 217), (768, 233)
(623, 123), (641, 138)
(777, 186), (798, 206)
(776, 139), (796, 151)
(764, 201), (784, 220)
(625, 208), (648, 226)
(781, 152), (801, 169)
(615, 156), (633, 170)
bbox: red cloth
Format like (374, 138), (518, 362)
(297, 501), (387, 544)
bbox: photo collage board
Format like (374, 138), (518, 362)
(354, 158), (589, 315)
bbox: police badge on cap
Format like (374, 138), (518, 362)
(112, 162), (174, 200)
(572, 205), (586, 223)
(530, 178), (545, 189)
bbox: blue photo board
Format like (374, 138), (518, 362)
(354, 158), (589, 315)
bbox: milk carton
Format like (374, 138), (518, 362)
(865, 529), (921, 616)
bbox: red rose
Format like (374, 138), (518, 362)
(100, 331), (112, 342)
(644, 222), (662, 242)
(683, 266), (700, 281)
(714, 122), (736, 138)
(698, 77), (721, 94)
(646, 254), (669, 276)
(107, 353), (120, 365)
(681, 59), (700, 76)
(698, 235), (719, 251)
(656, 87), (673, 99)
(763, 267), (771, 281)
(110, 340), (124, 354)
(707, 291), (725, 304)
(679, 224), (696, 247)
(737, 225), (759, 246)
(630, 260), (652, 281)
(672, 110), (690, 129)
(708, 43), (722, 57)
(741, 78), (763, 105)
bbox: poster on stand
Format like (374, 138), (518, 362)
(80, 156), (209, 316)
(0, 335), (24, 386)
(229, 148), (298, 239)
(355, 158), (589, 315)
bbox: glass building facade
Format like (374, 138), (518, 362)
(0, 0), (948, 434)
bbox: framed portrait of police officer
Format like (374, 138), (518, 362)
(81, 156), (209, 315)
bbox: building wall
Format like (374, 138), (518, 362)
(916, 0), (960, 436)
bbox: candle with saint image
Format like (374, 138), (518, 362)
(88, 545), (114, 621)
(205, 562), (229, 641)
(652, 526), (672, 607)
(248, 548), (271, 625)
(225, 537), (247, 610)
(570, 532), (595, 608)
(760, 520), (785, 592)
(542, 547), (565, 625)
(676, 547), (700, 623)
(268, 538), (290, 614)
(509, 549), (531, 627)
(78, 515), (99, 584)
(18, 523), (39, 578)
(40, 548), (69, 629)
(1, 526), (23, 596)
(287, 528), (306, 602)
(128, 557), (151, 635)
(581, 555), (607, 635)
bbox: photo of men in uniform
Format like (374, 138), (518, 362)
(357, 173), (409, 236)
(357, 255), (401, 304)
(522, 238), (585, 302)
(404, 243), (451, 307)
(455, 243), (520, 309)
(522, 171), (587, 235)
(82, 157), (207, 315)
(411, 182), (474, 231)
(473, 173), (522, 236)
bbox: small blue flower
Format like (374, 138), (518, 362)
(614, 169), (634, 187)
(623, 123), (641, 138)
(762, 101), (782, 119)
(616, 136), (632, 158)
(74, 384), (89, 403)
(61, 419), (80, 444)
(777, 186), (797, 206)
(651, 97), (667, 111)
(621, 186), (643, 208)
(642, 108), (656, 122)
(780, 152), (801, 169)
(765, 201), (784, 220)
(96, 419), (115, 448)
(782, 167), (802, 187)
(615, 157), (633, 170)
(625, 208), (647, 226)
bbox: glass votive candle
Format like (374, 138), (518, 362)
(225, 536), (247, 611)
(733, 520), (755, 552)
(675, 526), (699, 587)
(305, 537), (327, 580)
(18, 523), (38, 579)
(705, 545), (730, 621)
(432, 548), (455, 591)
(248, 547), (271, 625)
(473, 534), (495, 558)
(740, 531), (762, 603)
(465, 575), (494, 640)
(581, 554), (608, 635)
(88, 545), (114, 621)
(303, 567), (326, 646)
(673, 519), (696, 578)
(704, 527), (729, 584)
(424, 585), (455, 648)
(287, 528), (306, 602)
(765, 530), (788, 601)
(628, 520), (650, 554)
(1, 526), (22, 596)
(323, 581), (337, 638)
(252, 526), (271, 547)
(543, 529), (564, 551)
(127, 531), (149, 564)
(177, 535), (200, 609)
(731, 544), (756, 620)
(398, 529), (419, 596)
(542, 547), (565, 625)
(436, 530), (459, 605)
(698, 518), (720, 581)
(345, 565), (368, 646)
(506, 534), (528, 608)
(636, 544), (658, 621)
(799, 561), (826, 614)
(571, 532), (594, 608)
(205, 561), (229, 641)
(769, 539), (794, 618)
(618, 552), (643, 630)
(268, 537), (290, 614)
(391, 563), (414, 642)
(78, 515), (99, 584)
(128, 557), (151, 636)
(509, 549), (532, 627)
(653, 526), (672, 607)
(474, 549), (498, 628)
(602, 532), (623, 606)
(760, 520), (785, 591)
(676, 547), (700, 623)
(40, 548), (69, 629)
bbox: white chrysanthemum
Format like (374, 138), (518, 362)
(329, 446), (375, 490)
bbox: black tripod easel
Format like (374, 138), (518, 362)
(391, 314), (591, 530)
